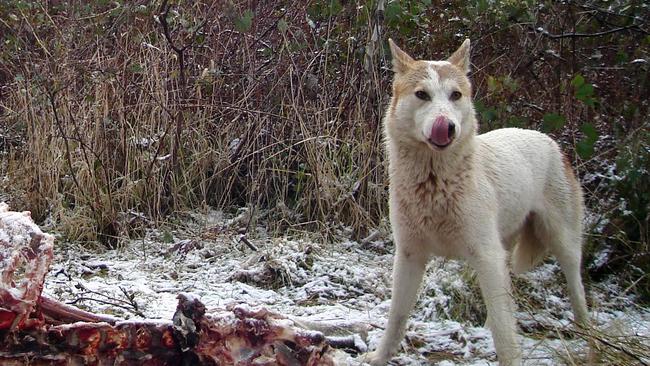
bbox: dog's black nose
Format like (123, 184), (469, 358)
(448, 121), (456, 138)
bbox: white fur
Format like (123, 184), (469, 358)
(413, 66), (466, 142)
(363, 40), (589, 366)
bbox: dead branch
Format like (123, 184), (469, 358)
(39, 295), (119, 325)
(533, 24), (642, 39)
(156, 0), (208, 176)
(239, 234), (259, 251)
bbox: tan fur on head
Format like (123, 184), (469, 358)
(386, 39), (473, 107)
(384, 40), (477, 161)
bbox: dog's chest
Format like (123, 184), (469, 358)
(393, 171), (467, 237)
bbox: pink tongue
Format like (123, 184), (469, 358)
(430, 118), (450, 146)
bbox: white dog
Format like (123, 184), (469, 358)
(364, 39), (589, 365)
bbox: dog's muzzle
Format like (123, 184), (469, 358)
(429, 116), (456, 148)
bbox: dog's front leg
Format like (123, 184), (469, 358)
(364, 246), (428, 365)
(468, 246), (521, 366)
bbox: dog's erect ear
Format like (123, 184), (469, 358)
(448, 39), (471, 73)
(388, 39), (414, 74)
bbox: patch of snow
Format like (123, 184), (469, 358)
(40, 212), (650, 365)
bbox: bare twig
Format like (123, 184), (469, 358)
(361, 229), (382, 245)
(248, 8), (288, 51)
(571, 327), (650, 366)
(238, 234), (258, 251)
(47, 89), (98, 221)
(156, 0), (208, 176)
(66, 296), (146, 318)
(40, 295), (120, 324)
(71, 283), (146, 318)
(533, 24), (641, 39)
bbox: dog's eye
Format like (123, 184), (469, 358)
(450, 91), (462, 101)
(415, 90), (430, 101)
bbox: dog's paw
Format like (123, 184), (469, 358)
(359, 350), (390, 366)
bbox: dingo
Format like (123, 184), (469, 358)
(364, 39), (589, 365)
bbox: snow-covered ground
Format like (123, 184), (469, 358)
(42, 210), (649, 365)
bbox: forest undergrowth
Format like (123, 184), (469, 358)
(0, 0), (648, 323)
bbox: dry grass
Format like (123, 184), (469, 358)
(1, 1), (646, 243)
(0, 1), (391, 244)
(528, 311), (650, 365)
(0, 0), (647, 300)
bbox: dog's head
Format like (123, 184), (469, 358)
(385, 40), (476, 152)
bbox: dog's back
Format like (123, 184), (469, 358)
(476, 127), (584, 273)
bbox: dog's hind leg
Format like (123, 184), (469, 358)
(534, 207), (590, 325)
(365, 246), (429, 365)
(533, 190), (589, 325)
(549, 155), (590, 325)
